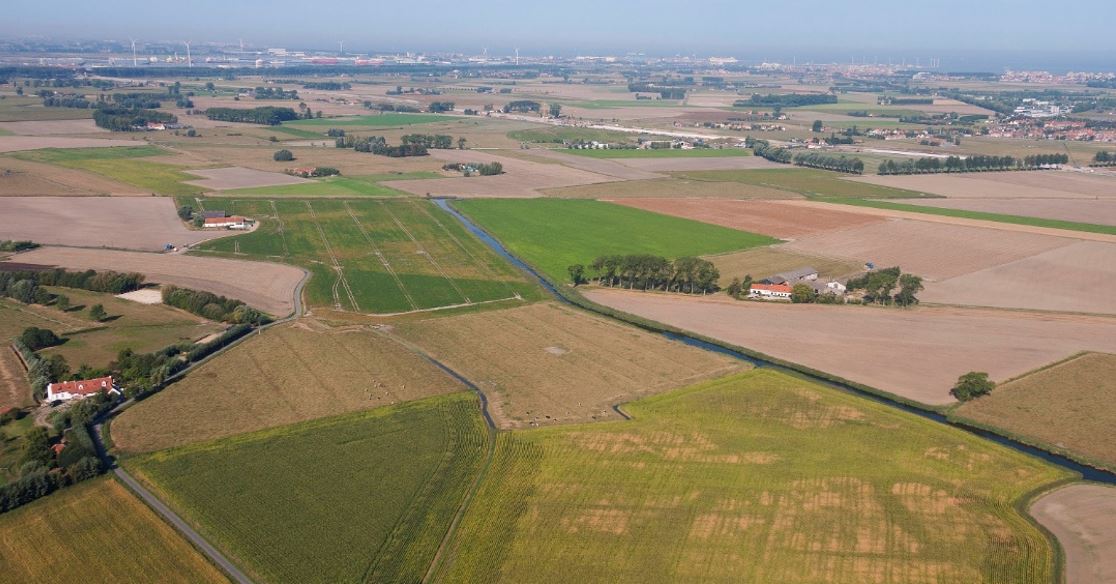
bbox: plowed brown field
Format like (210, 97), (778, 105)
(609, 198), (883, 238)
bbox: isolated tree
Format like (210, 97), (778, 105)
(457, 137), (467, 150)
(894, 273), (924, 307)
(790, 283), (816, 304)
(726, 278), (742, 299)
(741, 274), (753, 295)
(812, 120), (823, 132)
(20, 327), (62, 351)
(950, 372), (995, 401)
(549, 102), (562, 118)
(273, 149), (294, 162)
(567, 264), (586, 286)
(88, 304), (107, 322)
(177, 205), (193, 221)
(54, 294), (70, 312)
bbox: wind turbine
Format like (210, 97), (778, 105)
(130, 38), (138, 66)
(184, 41), (192, 67)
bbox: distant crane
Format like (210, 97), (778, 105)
(184, 41), (192, 67)
(130, 38), (138, 67)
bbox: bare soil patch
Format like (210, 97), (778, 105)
(393, 302), (747, 428)
(851, 171), (1116, 200)
(0, 136), (140, 153)
(1031, 484), (1116, 584)
(610, 198), (883, 238)
(0, 157), (143, 196)
(116, 288), (164, 305)
(111, 321), (463, 452)
(584, 288), (1116, 405)
(923, 241), (1116, 314)
(0, 197), (228, 251)
(14, 247), (303, 316)
(0, 119), (105, 136)
(784, 217), (1073, 280)
(383, 149), (618, 198)
(909, 197), (1116, 226)
(184, 166), (313, 190)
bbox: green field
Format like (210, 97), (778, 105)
(0, 96), (94, 121)
(11, 146), (202, 195)
(670, 168), (933, 199)
(0, 478), (229, 583)
(830, 198), (1116, 235)
(195, 199), (540, 313)
(507, 126), (637, 144)
(221, 173), (439, 197)
(568, 99), (686, 109)
(127, 393), (488, 584)
(563, 147), (752, 159)
(435, 370), (1069, 583)
(265, 125), (328, 139)
(454, 199), (779, 282)
(285, 113), (448, 128)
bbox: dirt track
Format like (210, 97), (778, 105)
(0, 197), (230, 251)
(583, 288), (1116, 406)
(609, 198), (883, 238)
(14, 247), (303, 316)
(1031, 484), (1116, 584)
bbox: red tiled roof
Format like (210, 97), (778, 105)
(50, 376), (113, 396)
(751, 283), (793, 293)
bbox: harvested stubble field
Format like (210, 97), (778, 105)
(584, 289), (1116, 406)
(609, 198), (884, 239)
(921, 241), (1116, 314)
(0, 478), (230, 583)
(15, 247), (304, 316)
(127, 393), (487, 584)
(783, 218), (1072, 281)
(195, 198), (538, 314)
(285, 113), (450, 128)
(705, 247), (863, 287)
(0, 156), (143, 196)
(1031, 484), (1116, 584)
(607, 155), (785, 172)
(454, 198), (778, 283)
(905, 197), (1116, 228)
(563, 147), (752, 159)
(832, 198), (1116, 237)
(183, 166), (312, 190)
(544, 177), (801, 199)
(11, 145), (203, 196)
(851, 171), (1116, 200)
(395, 302), (746, 427)
(0, 196), (229, 251)
(515, 149), (662, 181)
(0, 344), (32, 411)
(670, 168), (932, 199)
(954, 352), (1116, 470)
(436, 370), (1068, 583)
(0, 136), (138, 153)
(219, 173), (440, 197)
(112, 321), (463, 452)
(37, 286), (223, 370)
(0, 119), (105, 135)
(166, 143), (441, 177)
(0, 96), (95, 122)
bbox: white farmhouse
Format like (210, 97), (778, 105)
(46, 376), (120, 402)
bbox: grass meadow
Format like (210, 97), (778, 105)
(832, 197), (1116, 235)
(220, 172), (439, 197)
(0, 96), (94, 121)
(563, 147), (752, 159)
(195, 198), (540, 313)
(11, 146), (203, 195)
(453, 199), (779, 282)
(435, 369), (1070, 583)
(670, 168), (932, 200)
(127, 393), (488, 584)
(0, 478), (229, 583)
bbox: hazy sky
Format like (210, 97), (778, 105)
(4, 0), (1114, 58)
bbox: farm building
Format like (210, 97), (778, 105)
(762, 266), (818, 285)
(203, 216), (250, 229)
(748, 282), (793, 300)
(46, 376), (120, 402)
(202, 210), (227, 219)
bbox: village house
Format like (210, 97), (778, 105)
(748, 282), (793, 300)
(203, 216), (250, 229)
(45, 376), (120, 402)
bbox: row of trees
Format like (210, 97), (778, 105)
(401, 134), (457, 149)
(568, 255), (720, 294)
(877, 96), (933, 105)
(878, 153), (1068, 175)
(1093, 151), (1116, 166)
(205, 106), (300, 125)
(161, 285), (271, 325)
(254, 86), (298, 100)
(749, 139), (793, 163)
(92, 107), (176, 131)
(335, 135), (429, 157)
(0, 240), (38, 252)
(793, 152), (865, 174)
(845, 267), (923, 306)
(0, 268), (144, 307)
(428, 101), (454, 113)
(0, 423), (102, 513)
(302, 81), (350, 90)
(442, 162), (504, 176)
(503, 100), (541, 113)
(738, 93), (837, 107)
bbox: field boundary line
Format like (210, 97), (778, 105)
(304, 200), (359, 312)
(362, 295), (523, 317)
(343, 201), (418, 311)
(410, 200), (520, 297)
(380, 201), (472, 304)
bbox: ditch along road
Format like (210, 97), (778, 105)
(87, 267), (310, 584)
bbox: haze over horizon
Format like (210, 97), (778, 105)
(4, 0), (1115, 70)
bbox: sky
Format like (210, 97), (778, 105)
(4, 0), (1114, 65)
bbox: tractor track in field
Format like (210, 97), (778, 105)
(344, 200), (418, 312)
(380, 201), (472, 305)
(305, 200), (358, 311)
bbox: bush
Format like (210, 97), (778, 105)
(161, 285), (270, 325)
(273, 149), (294, 161)
(950, 372), (995, 401)
(19, 327), (62, 351)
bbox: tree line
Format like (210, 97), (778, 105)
(503, 100), (541, 113)
(878, 153), (1068, 175)
(0, 268), (144, 306)
(205, 106), (300, 125)
(793, 152), (864, 174)
(254, 86), (299, 100)
(567, 254), (720, 294)
(335, 135), (428, 157)
(1093, 151), (1116, 166)
(737, 93), (836, 107)
(0, 240), (38, 252)
(877, 96), (933, 105)
(302, 81), (351, 90)
(161, 285), (270, 325)
(92, 107), (176, 131)
(442, 162), (503, 176)
(846, 267), (923, 306)
(749, 139), (793, 163)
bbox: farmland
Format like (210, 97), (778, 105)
(610, 198), (884, 238)
(10, 145), (203, 195)
(195, 198), (540, 314)
(1031, 484), (1116, 584)
(909, 197), (1116, 227)
(285, 113), (449, 128)
(851, 171), (1116, 200)
(112, 321), (463, 452)
(584, 289), (1116, 405)
(0, 478), (230, 583)
(0, 343), (32, 410)
(127, 393), (487, 584)
(435, 370), (1068, 583)
(832, 198), (1116, 236)
(507, 126), (637, 144)
(563, 147), (751, 159)
(453, 198), (779, 282)
(953, 352), (1116, 471)
(393, 302), (746, 428)
(705, 247), (863, 286)
(670, 168), (932, 199)
(219, 172), (440, 197)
